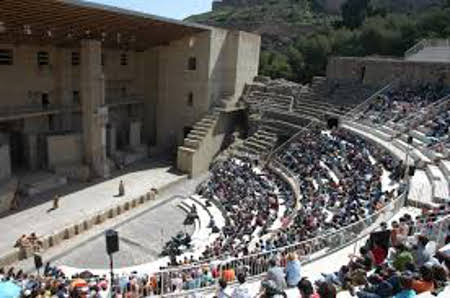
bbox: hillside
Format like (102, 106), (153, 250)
(186, 0), (338, 51)
(186, 0), (450, 83)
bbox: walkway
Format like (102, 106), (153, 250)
(0, 160), (186, 257)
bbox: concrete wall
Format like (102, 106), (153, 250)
(154, 29), (260, 151)
(154, 32), (212, 150)
(327, 56), (450, 86)
(47, 134), (83, 168)
(234, 31), (261, 101)
(177, 110), (242, 177)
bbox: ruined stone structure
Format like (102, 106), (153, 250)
(0, 0), (260, 213)
(327, 56), (450, 86)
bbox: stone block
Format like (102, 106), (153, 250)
(83, 220), (92, 231)
(64, 226), (75, 239)
(0, 250), (20, 267)
(108, 208), (116, 218)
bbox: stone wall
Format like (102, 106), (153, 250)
(0, 178), (18, 215)
(327, 56), (450, 86)
(0, 27), (260, 174)
(47, 134), (83, 169)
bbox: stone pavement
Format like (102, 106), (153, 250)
(0, 160), (186, 258)
(11, 173), (207, 274)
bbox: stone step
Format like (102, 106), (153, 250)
(410, 130), (431, 144)
(440, 159), (450, 180)
(252, 136), (276, 148)
(244, 139), (269, 152)
(426, 164), (450, 203)
(184, 139), (201, 149)
(185, 134), (203, 142)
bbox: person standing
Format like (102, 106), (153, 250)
(119, 180), (125, 196)
(53, 195), (60, 209)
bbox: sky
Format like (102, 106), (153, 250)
(89, 0), (215, 20)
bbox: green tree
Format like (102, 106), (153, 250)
(341, 0), (370, 29)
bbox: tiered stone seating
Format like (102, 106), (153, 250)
(231, 125), (279, 158)
(309, 76), (378, 106)
(244, 91), (293, 113)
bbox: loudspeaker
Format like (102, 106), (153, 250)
(409, 165), (416, 177)
(407, 136), (413, 144)
(34, 253), (43, 270)
(105, 229), (119, 255)
(327, 117), (339, 130)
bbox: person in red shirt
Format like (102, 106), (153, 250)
(371, 243), (387, 266)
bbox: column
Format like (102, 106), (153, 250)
(80, 40), (109, 178)
(129, 121), (142, 148)
(54, 49), (73, 130)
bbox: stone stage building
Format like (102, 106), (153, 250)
(0, 0), (260, 213)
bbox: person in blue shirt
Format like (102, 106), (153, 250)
(285, 253), (301, 288)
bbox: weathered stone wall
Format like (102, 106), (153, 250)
(0, 27), (260, 173)
(327, 56), (450, 86)
(47, 134), (83, 169)
(0, 178), (18, 215)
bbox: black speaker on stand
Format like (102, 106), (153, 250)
(106, 229), (119, 288)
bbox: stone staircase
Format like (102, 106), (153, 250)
(177, 110), (223, 177)
(230, 126), (279, 158)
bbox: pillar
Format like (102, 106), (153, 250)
(107, 126), (117, 156)
(54, 49), (73, 130)
(129, 121), (142, 148)
(80, 40), (109, 178)
(24, 134), (39, 170)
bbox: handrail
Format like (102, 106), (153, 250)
(404, 39), (427, 58)
(396, 94), (450, 133)
(345, 82), (394, 120)
(161, 205), (450, 298)
(155, 191), (407, 296)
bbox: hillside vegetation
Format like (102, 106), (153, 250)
(186, 0), (450, 83)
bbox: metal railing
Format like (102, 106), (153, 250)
(346, 82), (394, 121)
(404, 39), (450, 59)
(146, 191), (407, 296)
(395, 94), (450, 133)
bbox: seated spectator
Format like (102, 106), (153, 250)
(297, 278), (320, 298)
(285, 252), (301, 288)
(411, 265), (434, 294)
(267, 258), (287, 290)
(231, 272), (251, 298)
(394, 275), (416, 298)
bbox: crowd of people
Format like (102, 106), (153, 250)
(361, 82), (450, 126)
(14, 233), (43, 252)
(423, 108), (450, 152)
(273, 128), (400, 250)
(196, 157), (293, 260)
